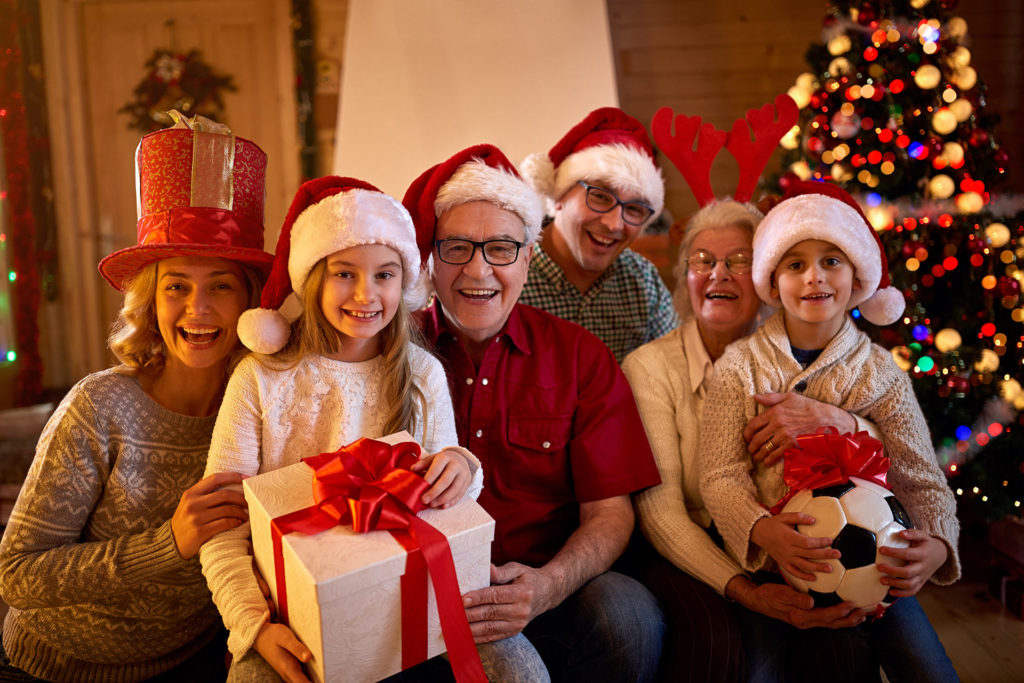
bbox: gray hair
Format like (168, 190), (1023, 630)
(672, 199), (763, 321)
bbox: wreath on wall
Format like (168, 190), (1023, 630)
(118, 49), (237, 134)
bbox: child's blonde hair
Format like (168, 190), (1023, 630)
(274, 258), (425, 436)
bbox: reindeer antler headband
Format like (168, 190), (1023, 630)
(651, 93), (799, 206)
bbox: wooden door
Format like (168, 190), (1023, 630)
(41, 0), (299, 383)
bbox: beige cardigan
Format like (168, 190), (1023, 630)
(699, 311), (961, 585)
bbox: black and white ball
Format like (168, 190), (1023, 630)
(778, 476), (914, 610)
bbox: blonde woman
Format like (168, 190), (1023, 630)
(0, 121), (273, 681)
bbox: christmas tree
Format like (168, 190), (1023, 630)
(774, 0), (1023, 520)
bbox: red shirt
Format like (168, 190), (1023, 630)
(416, 301), (660, 566)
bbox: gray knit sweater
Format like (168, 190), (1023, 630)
(699, 312), (961, 585)
(0, 369), (223, 682)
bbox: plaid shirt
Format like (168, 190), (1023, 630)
(520, 244), (679, 363)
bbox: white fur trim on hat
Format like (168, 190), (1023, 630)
(550, 143), (665, 217)
(288, 189), (421, 295)
(752, 194), (882, 311)
(435, 160), (545, 244)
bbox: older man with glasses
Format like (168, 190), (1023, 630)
(518, 108), (678, 362)
(403, 144), (664, 683)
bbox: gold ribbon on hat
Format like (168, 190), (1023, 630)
(168, 109), (236, 212)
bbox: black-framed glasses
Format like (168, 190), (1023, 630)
(577, 181), (655, 226)
(687, 250), (753, 275)
(434, 238), (526, 266)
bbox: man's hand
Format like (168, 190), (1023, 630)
(751, 514), (839, 580)
(877, 529), (948, 598)
(462, 562), (557, 643)
(171, 471), (249, 559)
(726, 575), (867, 629)
(253, 622), (313, 683)
(744, 393), (857, 466)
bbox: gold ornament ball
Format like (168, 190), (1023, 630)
(956, 191), (984, 214)
(941, 142), (965, 164)
(790, 161), (812, 180)
(952, 66), (977, 90)
(866, 206), (893, 231)
(829, 57), (852, 77)
(1000, 378), (1022, 402)
(949, 99), (973, 122)
(915, 64), (942, 89)
(796, 72), (817, 91)
(787, 85), (811, 109)
(928, 174), (955, 199)
(934, 328), (962, 353)
(985, 222), (1011, 248)
(948, 46), (971, 69)
(932, 108), (958, 135)
(891, 346), (913, 372)
(828, 34), (852, 56)
(974, 348), (1000, 373)
(947, 17), (968, 39)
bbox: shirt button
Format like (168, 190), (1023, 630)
(542, 441), (551, 449)
(481, 378), (489, 386)
(465, 377), (474, 385)
(475, 429), (483, 438)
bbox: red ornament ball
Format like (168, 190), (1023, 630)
(997, 276), (1020, 297)
(857, 2), (877, 25)
(970, 129), (990, 146)
(994, 149), (1010, 166)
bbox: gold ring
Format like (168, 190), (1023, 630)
(765, 439), (776, 451)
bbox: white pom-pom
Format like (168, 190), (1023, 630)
(519, 152), (556, 198)
(237, 307), (291, 354)
(858, 286), (905, 326)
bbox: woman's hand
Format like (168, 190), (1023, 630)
(411, 449), (471, 509)
(744, 393), (858, 466)
(254, 622), (313, 683)
(751, 514), (839, 581)
(726, 575), (868, 629)
(876, 529), (948, 598)
(171, 471), (249, 559)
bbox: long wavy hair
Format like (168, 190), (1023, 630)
(274, 258), (424, 436)
(108, 261), (262, 376)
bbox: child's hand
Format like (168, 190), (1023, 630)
(751, 513), (839, 581)
(410, 448), (471, 509)
(254, 622), (313, 683)
(876, 529), (948, 598)
(171, 471), (249, 559)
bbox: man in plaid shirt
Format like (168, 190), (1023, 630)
(519, 107), (678, 362)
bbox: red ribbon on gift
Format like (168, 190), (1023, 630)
(269, 438), (486, 683)
(769, 427), (891, 514)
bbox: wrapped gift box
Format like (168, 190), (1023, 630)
(244, 432), (494, 683)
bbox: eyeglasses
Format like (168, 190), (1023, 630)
(434, 238), (526, 266)
(687, 250), (753, 275)
(577, 181), (655, 226)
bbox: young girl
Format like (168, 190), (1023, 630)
(200, 177), (483, 682)
(699, 181), (959, 682)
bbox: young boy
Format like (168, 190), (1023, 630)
(698, 181), (960, 681)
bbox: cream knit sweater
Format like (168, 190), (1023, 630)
(200, 345), (482, 658)
(623, 321), (746, 594)
(699, 311), (960, 584)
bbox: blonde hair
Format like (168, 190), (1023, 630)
(672, 200), (762, 321)
(108, 261), (262, 376)
(275, 258), (425, 436)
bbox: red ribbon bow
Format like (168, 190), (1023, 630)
(270, 438), (485, 682)
(770, 427), (891, 514)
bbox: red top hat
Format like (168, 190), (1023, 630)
(98, 115), (275, 290)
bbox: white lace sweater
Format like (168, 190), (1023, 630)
(699, 311), (960, 585)
(199, 345), (482, 657)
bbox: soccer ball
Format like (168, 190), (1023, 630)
(778, 476), (914, 610)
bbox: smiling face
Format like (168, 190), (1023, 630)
(155, 256), (251, 374)
(771, 239), (860, 349)
(548, 181), (648, 289)
(431, 201), (531, 350)
(319, 243), (404, 361)
(686, 224), (761, 346)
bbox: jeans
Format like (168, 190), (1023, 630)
(739, 595), (958, 683)
(480, 570), (665, 683)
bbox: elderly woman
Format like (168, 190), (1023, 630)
(621, 200), (877, 681)
(0, 120), (272, 682)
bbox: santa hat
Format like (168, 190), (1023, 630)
(752, 180), (905, 326)
(519, 107), (664, 217)
(402, 143), (544, 264)
(238, 176), (423, 354)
